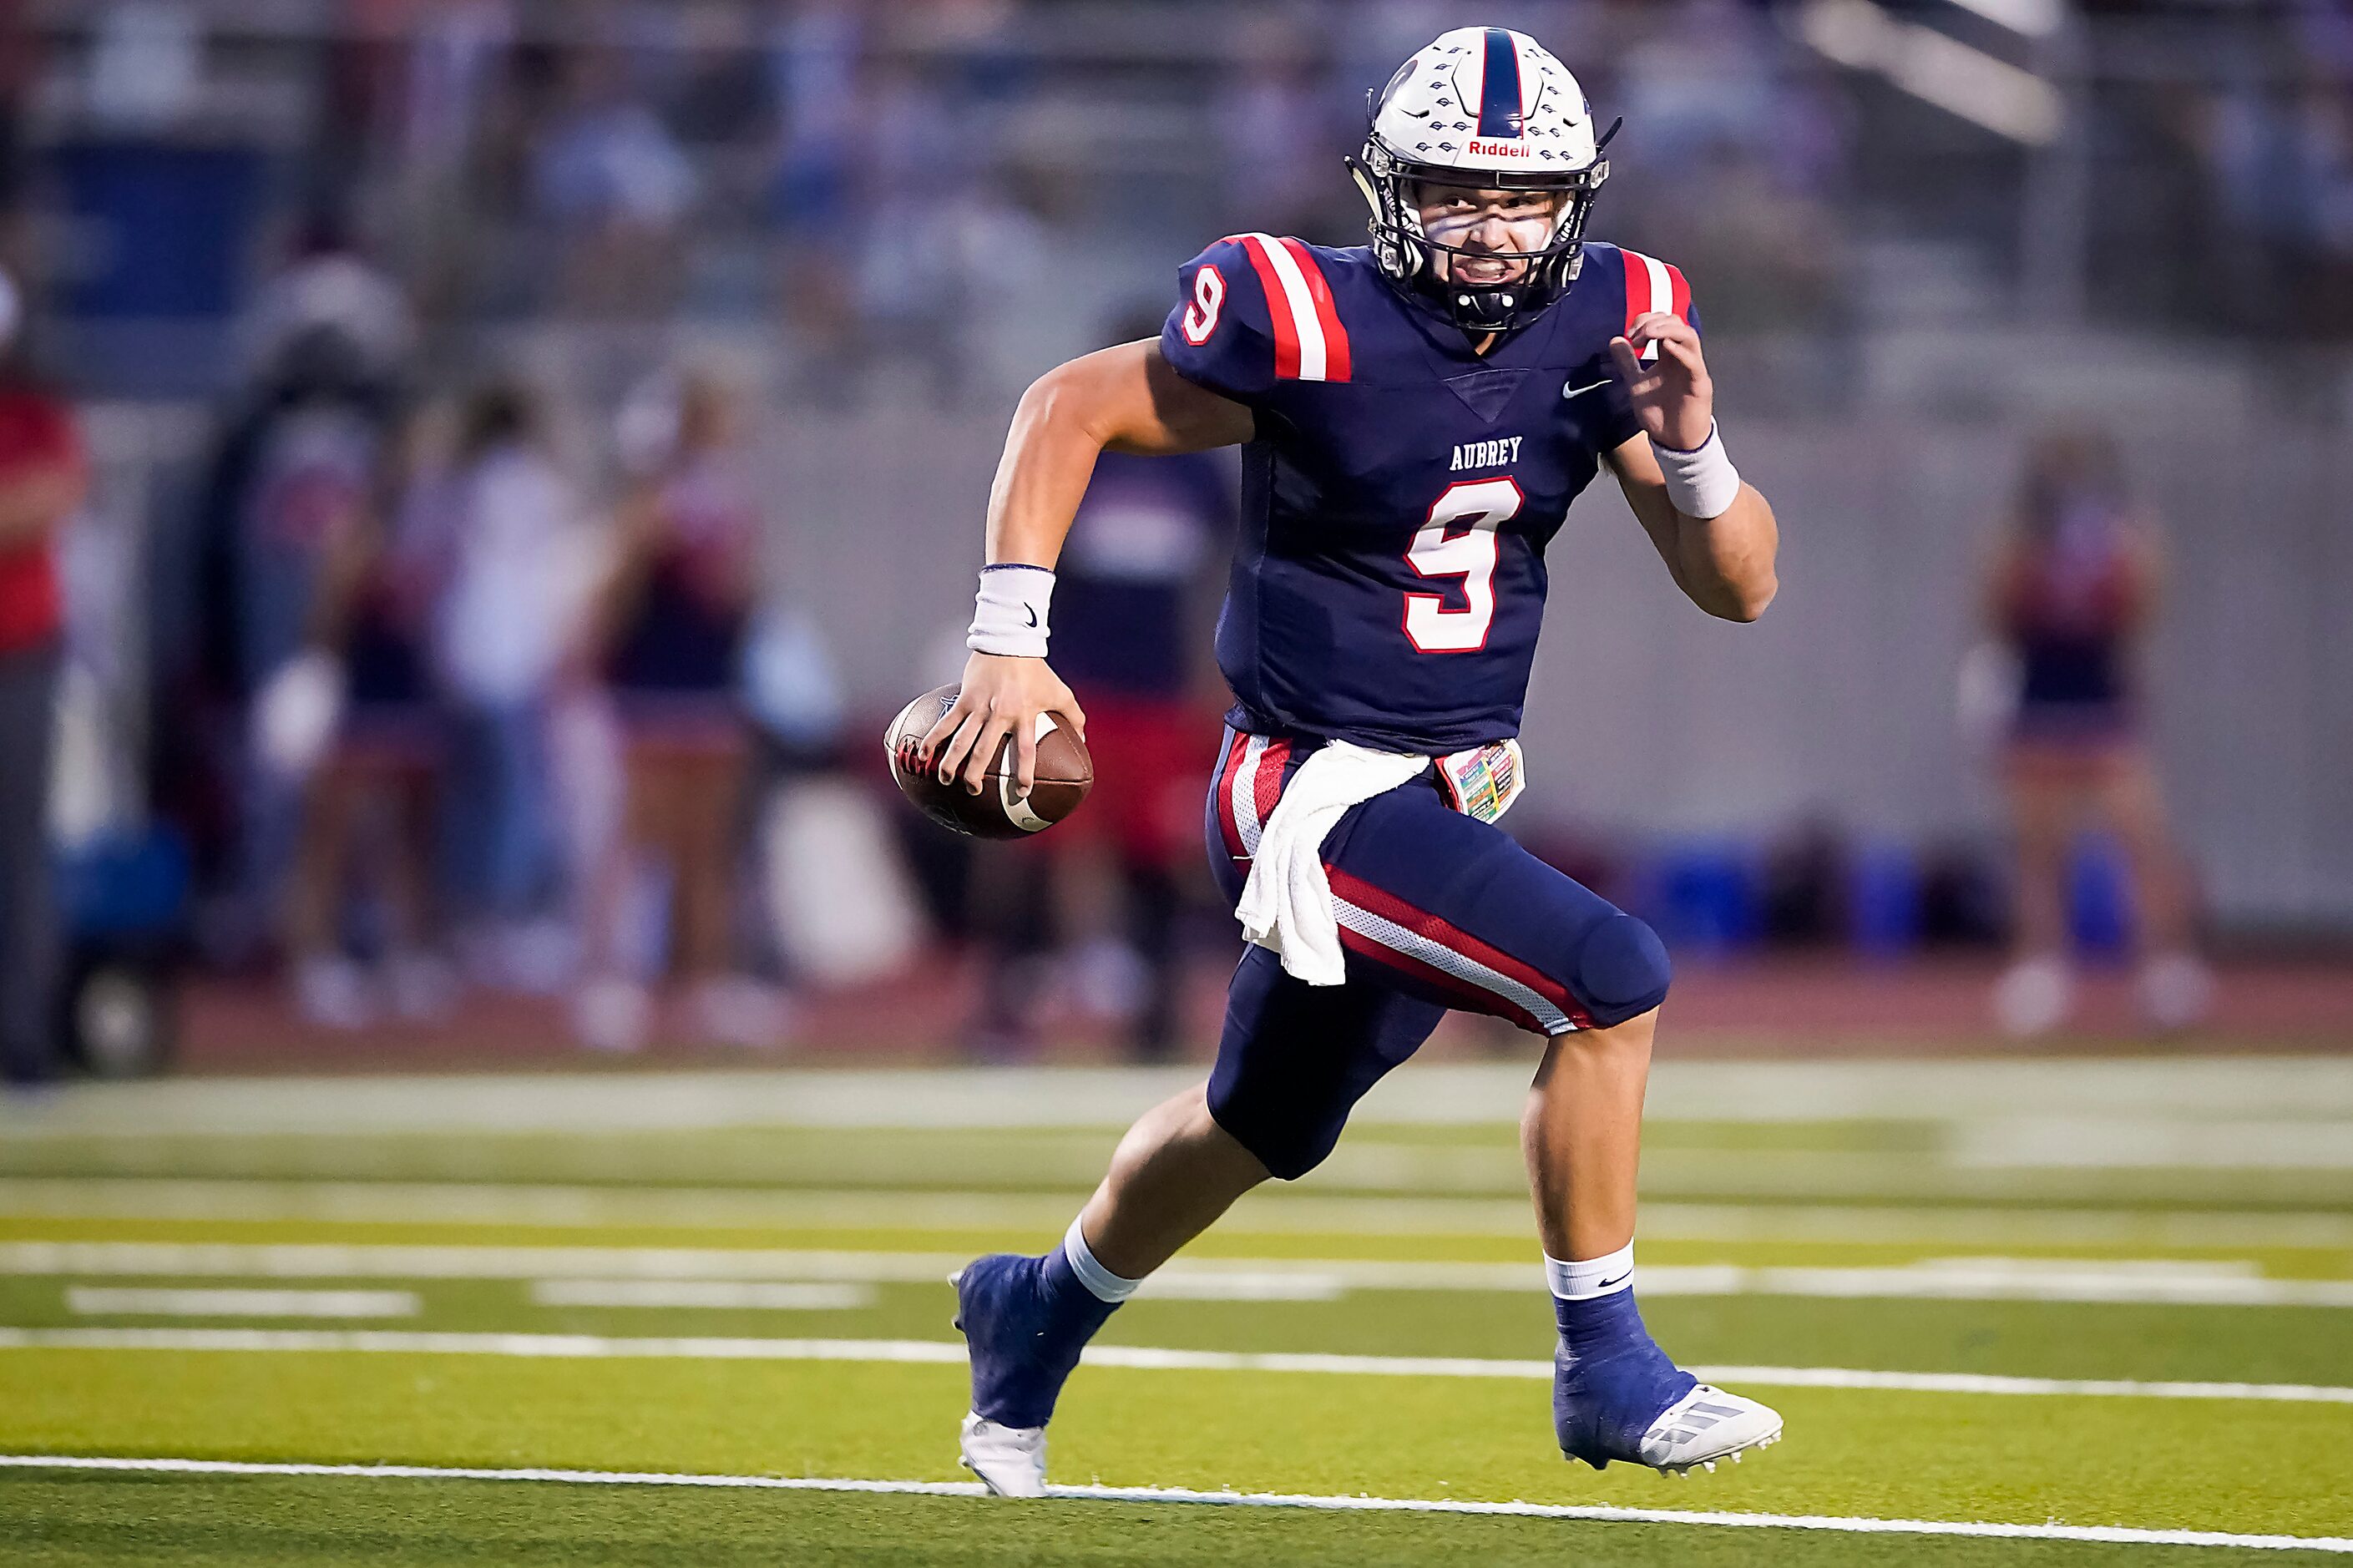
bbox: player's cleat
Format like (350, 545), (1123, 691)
(1630, 1383), (1784, 1475)
(950, 1249), (1120, 1495)
(1552, 1289), (1783, 1474)
(958, 1411), (1047, 1499)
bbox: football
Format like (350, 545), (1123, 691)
(883, 682), (1093, 839)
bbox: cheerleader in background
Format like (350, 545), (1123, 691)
(1986, 428), (2211, 1037)
(575, 368), (787, 1052)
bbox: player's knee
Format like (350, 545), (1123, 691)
(1572, 913), (1672, 1024)
(1202, 1079), (1343, 1183)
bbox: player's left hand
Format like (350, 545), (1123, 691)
(1610, 311), (1713, 453)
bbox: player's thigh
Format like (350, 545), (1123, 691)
(1322, 783), (1672, 1034)
(1205, 943), (1445, 1181)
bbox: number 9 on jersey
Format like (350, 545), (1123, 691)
(1404, 477), (1521, 654)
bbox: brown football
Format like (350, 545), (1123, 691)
(883, 683), (1093, 839)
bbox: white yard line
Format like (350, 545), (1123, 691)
(8, 1242), (2350, 1307)
(526, 1282), (873, 1311)
(4, 1060), (2349, 1139)
(0, 1454), (2345, 1553)
(8, 1178), (2353, 1249)
(3, 1328), (2348, 1404)
(63, 1288), (419, 1319)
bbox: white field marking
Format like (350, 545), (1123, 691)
(6, 1059), (2350, 1140)
(4, 1328), (2350, 1406)
(0, 1456), (2345, 1553)
(63, 1287), (419, 1319)
(528, 1282), (873, 1311)
(9, 1177), (2353, 1252)
(8, 1242), (2352, 1308)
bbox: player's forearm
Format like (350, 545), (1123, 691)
(983, 362), (1111, 571)
(1672, 484), (1778, 623)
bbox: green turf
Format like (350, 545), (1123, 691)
(7, 1275), (2346, 1386)
(3, 1474), (2310, 1568)
(6, 1124), (2346, 1209)
(5, 1070), (2350, 1561)
(2, 1349), (2348, 1538)
(8, 1209), (2350, 1277)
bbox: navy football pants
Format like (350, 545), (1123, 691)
(1202, 727), (1672, 1180)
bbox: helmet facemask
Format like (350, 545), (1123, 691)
(1349, 131), (1607, 338)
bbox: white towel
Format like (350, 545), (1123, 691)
(1235, 741), (1429, 986)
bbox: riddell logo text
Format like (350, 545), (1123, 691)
(1467, 139), (1530, 158)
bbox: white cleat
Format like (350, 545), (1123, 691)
(1638, 1384), (1784, 1475)
(959, 1411), (1048, 1498)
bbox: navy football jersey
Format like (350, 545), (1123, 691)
(1158, 233), (1696, 753)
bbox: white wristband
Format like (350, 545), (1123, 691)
(1654, 421), (1743, 520)
(968, 564), (1054, 658)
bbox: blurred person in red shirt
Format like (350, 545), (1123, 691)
(1985, 428), (2209, 1037)
(0, 270), (88, 1084)
(574, 368), (782, 1053)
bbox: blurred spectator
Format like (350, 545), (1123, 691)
(767, 1), (865, 393)
(530, 47), (698, 312)
(0, 270), (86, 1084)
(188, 310), (408, 966)
(1217, 13), (1344, 241)
(420, 379), (597, 984)
(967, 314), (1230, 1060)
(1983, 429), (2210, 1038)
(0, 0), (39, 232)
(240, 212), (417, 393)
(576, 367), (784, 1052)
(280, 412), (450, 1030)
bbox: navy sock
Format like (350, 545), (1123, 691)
(1038, 1245), (1122, 1344)
(1554, 1285), (1651, 1359)
(1551, 1288), (1696, 1459)
(962, 1249), (1122, 1429)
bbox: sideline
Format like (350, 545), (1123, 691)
(3, 1327), (2349, 1404)
(0, 1454), (2345, 1553)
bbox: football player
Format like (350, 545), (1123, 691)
(921, 26), (1784, 1495)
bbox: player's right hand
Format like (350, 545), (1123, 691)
(919, 651), (1087, 802)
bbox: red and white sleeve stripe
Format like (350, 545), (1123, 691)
(1228, 233), (1353, 383)
(1619, 248), (1693, 363)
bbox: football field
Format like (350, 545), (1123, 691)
(2, 1056), (2350, 1565)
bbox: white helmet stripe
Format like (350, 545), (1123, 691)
(1240, 232), (1329, 383)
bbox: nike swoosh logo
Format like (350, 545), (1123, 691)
(1596, 1271), (1632, 1291)
(1562, 379), (1610, 400)
(1025, 606), (1038, 628)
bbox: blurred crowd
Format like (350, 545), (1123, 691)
(157, 237), (837, 1055)
(0, 0), (2349, 406)
(1, 0), (2317, 1079)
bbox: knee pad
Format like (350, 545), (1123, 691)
(1573, 913), (1672, 1023)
